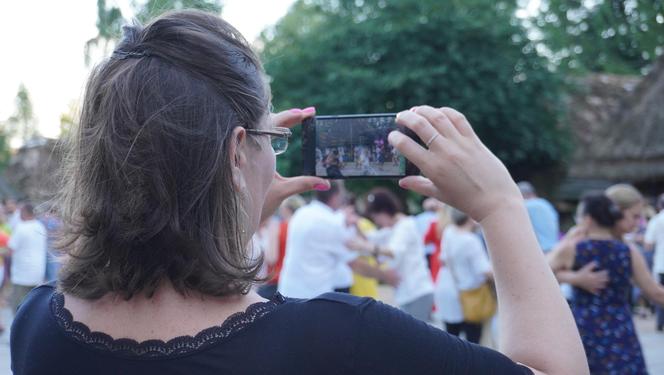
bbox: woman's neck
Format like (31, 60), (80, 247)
(586, 226), (615, 240)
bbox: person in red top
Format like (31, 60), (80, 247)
(0, 231), (8, 248)
(257, 195), (305, 298)
(423, 204), (451, 282)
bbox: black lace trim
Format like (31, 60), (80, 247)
(50, 291), (285, 359)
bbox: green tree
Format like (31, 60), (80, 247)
(531, 0), (664, 74)
(85, 0), (124, 65)
(6, 84), (38, 143)
(85, 0), (222, 64)
(0, 127), (11, 173)
(135, 0), (222, 23)
(261, 0), (569, 188)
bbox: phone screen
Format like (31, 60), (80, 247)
(302, 114), (420, 179)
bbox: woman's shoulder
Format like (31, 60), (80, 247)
(577, 238), (629, 249)
(298, 294), (534, 375)
(575, 238), (631, 259)
(11, 284), (59, 369)
(13, 283), (56, 318)
(281, 292), (376, 317)
(278, 292), (417, 333)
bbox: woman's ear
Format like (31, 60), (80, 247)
(228, 126), (248, 189)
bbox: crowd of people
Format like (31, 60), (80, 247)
(0, 199), (61, 332)
(5, 166), (663, 374)
(316, 141), (401, 177)
(252, 179), (664, 373)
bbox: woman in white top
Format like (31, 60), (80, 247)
(435, 208), (492, 343)
(347, 188), (434, 322)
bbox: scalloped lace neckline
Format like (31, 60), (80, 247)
(50, 291), (285, 359)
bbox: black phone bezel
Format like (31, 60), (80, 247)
(302, 113), (421, 179)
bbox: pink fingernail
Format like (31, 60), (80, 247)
(314, 183), (330, 191)
(303, 106), (316, 113)
(410, 106), (418, 111)
(290, 108), (302, 113)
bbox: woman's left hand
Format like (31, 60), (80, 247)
(260, 107), (330, 223)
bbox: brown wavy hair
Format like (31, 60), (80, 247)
(56, 10), (270, 300)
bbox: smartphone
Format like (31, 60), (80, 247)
(302, 114), (421, 179)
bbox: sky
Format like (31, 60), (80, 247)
(0, 0), (296, 145)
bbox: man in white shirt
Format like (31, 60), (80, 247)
(278, 181), (398, 298)
(645, 193), (664, 331)
(8, 204), (47, 312)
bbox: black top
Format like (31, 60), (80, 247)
(11, 284), (533, 374)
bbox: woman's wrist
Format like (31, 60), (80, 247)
(478, 197), (526, 228)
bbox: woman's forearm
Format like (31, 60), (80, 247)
(480, 200), (588, 375)
(554, 270), (577, 284)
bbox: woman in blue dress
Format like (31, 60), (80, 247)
(550, 193), (664, 374)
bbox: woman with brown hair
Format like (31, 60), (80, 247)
(11, 10), (586, 375)
(346, 187), (435, 322)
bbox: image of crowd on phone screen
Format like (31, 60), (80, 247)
(315, 142), (404, 178)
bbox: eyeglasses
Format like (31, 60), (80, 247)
(245, 127), (292, 155)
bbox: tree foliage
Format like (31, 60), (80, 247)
(261, 0), (570, 186)
(85, 0), (124, 65)
(135, 0), (222, 23)
(532, 0), (664, 74)
(85, 0), (222, 64)
(5, 84), (38, 143)
(0, 128), (11, 173)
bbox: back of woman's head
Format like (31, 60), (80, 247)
(282, 195), (305, 215)
(605, 184), (643, 211)
(57, 10), (270, 300)
(365, 188), (403, 217)
(581, 192), (623, 228)
(450, 207), (469, 226)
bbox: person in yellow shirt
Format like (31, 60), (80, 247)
(350, 217), (380, 298)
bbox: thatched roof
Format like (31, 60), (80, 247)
(569, 56), (664, 183)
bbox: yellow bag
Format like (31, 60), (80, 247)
(459, 283), (496, 323)
(447, 250), (497, 323)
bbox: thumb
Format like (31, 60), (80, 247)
(271, 107), (316, 129)
(398, 176), (440, 198)
(279, 176), (330, 197)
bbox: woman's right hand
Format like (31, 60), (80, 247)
(388, 106), (522, 223)
(391, 106), (589, 374)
